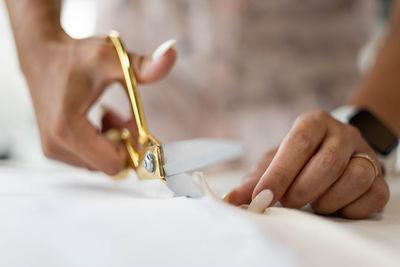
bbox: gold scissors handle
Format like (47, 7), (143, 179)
(107, 31), (165, 181)
(107, 30), (149, 146)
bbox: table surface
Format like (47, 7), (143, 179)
(0, 161), (399, 267)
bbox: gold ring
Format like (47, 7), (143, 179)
(351, 153), (379, 178)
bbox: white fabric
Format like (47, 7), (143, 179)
(0, 163), (399, 267)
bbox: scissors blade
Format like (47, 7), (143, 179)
(162, 138), (243, 176)
(165, 173), (204, 198)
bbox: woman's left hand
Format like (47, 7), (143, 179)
(226, 110), (390, 219)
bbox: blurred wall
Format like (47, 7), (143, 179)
(0, 0), (398, 172)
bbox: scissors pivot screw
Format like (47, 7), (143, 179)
(143, 151), (156, 174)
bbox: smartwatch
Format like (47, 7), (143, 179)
(331, 106), (398, 156)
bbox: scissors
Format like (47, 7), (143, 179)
(107, 31), (243, 197)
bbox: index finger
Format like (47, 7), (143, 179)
(252, 111), (329, 204)
(68, 118), (128, 175)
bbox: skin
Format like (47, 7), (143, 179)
(5, 0), (177, 175)
(5, 1), (400, 219)
(229, 111), (389, 219)
(228, 2), (400, 219)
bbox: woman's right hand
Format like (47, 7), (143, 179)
(21, 34), (177, 174)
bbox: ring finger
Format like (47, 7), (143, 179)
(311, 157), (376, 215)
(339, 176), (389, 219)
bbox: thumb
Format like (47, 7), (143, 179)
(131, 39), (178, 84)
(107, 39), (177, 85)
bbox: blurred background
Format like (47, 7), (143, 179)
(0, 0), (398, 171)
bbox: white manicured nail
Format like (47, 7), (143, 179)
(152, 39), (177, 61)
(248, 189), (274, 213)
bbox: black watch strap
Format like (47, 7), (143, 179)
(349, 109), (398, 156)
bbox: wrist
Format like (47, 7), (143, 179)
(17, 30), (73, 75)
(331, 106), (399, 157)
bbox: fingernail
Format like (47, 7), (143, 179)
(239, 204), (249, 209)
(248, 189), (274, 213)
(100, 104), (110, 112)
(152, 39), (177, 61)
(222, 190), (234, 203)
(100, 104), (111, 117)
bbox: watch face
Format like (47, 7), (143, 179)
(349, 109), (398, 156)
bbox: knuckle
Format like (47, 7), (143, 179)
(295, 110), (329, 127)
(93, 43), (113, 60)
(294, 112), (309, 124)
(290, 110), (329, 151)
(330, 135), (348, 148)
(295, 110), (327, 126)
(347, 163), (374, 184)
(310, 110), (330, 122)
(355, 171), (374, 189)
(50, 117), (69, 143)
(290, 129), (313, 152)
(318, 151), (344, 174)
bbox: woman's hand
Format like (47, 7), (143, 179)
(22, 35), (177, 175)
(227, 110), (390, 219)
